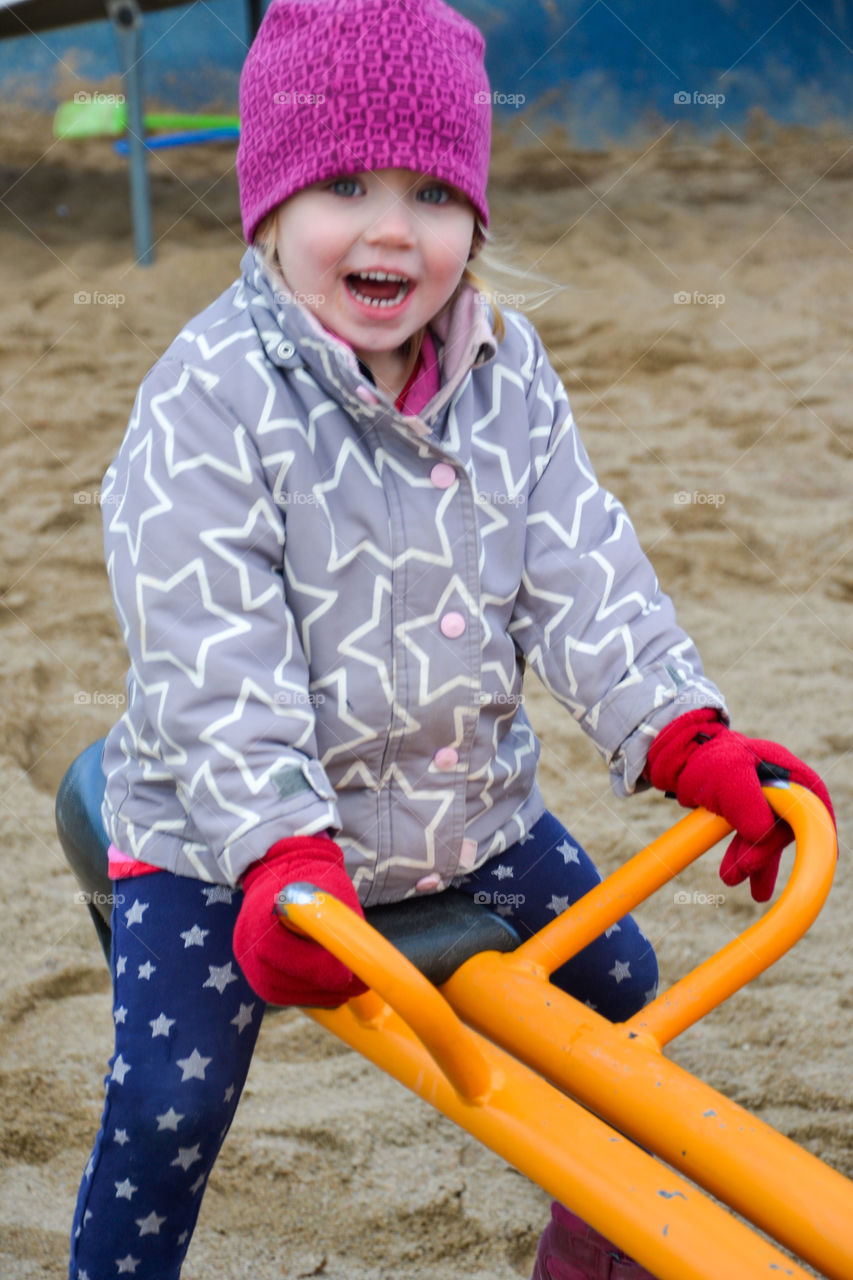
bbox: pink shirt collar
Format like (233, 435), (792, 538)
(394, 329), (440, 417)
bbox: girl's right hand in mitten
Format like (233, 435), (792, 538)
(232, 836), (367, 1007)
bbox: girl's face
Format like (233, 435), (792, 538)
(272, 168), (476, 368)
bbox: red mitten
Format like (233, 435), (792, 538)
(232, 835), (367, 1007)
(645, 708), (835, 902)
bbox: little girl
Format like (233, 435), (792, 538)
(69, 2), (835, 1277)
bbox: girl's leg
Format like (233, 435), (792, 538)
(456, 810), (658, 1019)
(69, 872), (264, 1280)
(456, 812), (659, 1279)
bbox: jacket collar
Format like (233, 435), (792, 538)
(240, 248), (497, 433)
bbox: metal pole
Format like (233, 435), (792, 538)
(247, 0), (263, 38)
(108, 0), (153, 265)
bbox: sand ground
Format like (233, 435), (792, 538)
(0, 104), (851, 1277)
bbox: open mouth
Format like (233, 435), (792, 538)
(345, 270), (412, 309)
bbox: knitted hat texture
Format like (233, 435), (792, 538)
(237, 0), (491, 243)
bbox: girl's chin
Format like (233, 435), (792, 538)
(331, 315), (420, 356)
(349, 333), (414, 355)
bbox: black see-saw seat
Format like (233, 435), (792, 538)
(55, 740), (520, 986)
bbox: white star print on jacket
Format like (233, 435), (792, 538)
(100, 247), (725, 906)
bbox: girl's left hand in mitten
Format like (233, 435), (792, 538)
(644, 708), (836, 902)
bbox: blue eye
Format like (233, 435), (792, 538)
(417, 184), (452, 205)
(330, 178), (361, 197)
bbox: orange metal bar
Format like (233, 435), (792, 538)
(285, 902), (815, 1280)
(277, 784), (848, 1279)
(443, 954), (853, 1280)
(438, 785), (852, 1280)
(629, 785), (836, 1044)
(512, 786), (837, 1043)
(514, 805), (731, 976)
(277, 883), (492, 1104)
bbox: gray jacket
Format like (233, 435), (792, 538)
(101, 248), (726, 905)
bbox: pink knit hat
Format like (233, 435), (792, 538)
(237, 0), (491, 244)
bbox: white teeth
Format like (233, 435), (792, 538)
(358, 270), (408, 282)
(347, 278), (411, 308)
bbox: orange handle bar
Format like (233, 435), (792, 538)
(276, 883), (493, 1104)
(277, 783), (834, 1086)
(273, 784), (843, 1279)
(511, 783), (836, 1045)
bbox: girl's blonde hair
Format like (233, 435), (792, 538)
(463, 225), (506, 343)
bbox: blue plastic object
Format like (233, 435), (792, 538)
(113, 125), (240, 153)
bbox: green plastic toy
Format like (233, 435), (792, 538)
(53, 99), (239, 139)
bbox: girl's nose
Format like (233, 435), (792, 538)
(364, 196), (417, 247)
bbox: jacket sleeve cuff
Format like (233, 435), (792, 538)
(218, 757), (341, 883)
(601, 678), (729, 798)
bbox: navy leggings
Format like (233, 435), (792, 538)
(455, 809), (658, 1021)
(69, 811), (657, 1278)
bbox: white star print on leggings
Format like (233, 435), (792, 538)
(69, 811), (657, 1277)
(69, 873), (262, 1280)
(453, 810), (658, 1020)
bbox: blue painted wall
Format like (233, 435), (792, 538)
(1, 1), (852, 142)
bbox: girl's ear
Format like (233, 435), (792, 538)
(468, 225), (486, 262)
